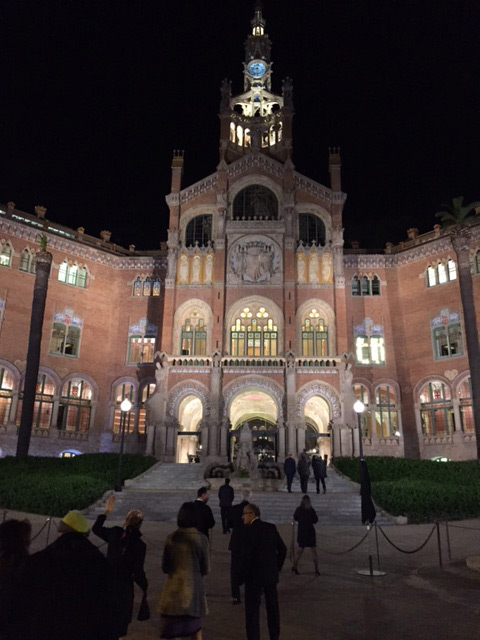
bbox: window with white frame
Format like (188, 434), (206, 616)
(431, 309), (463, 359)
(0, 242), (12, 267)
(19, 248), (36, 273)
(57, 378), (92, 432)
(127, 318), (157, 364)
(354, 318), (385, 365)
(58, 261), (88, 288)
(426, 259), (457, 287)
(49, 309), (82, 358)
(420, 380), (453, 436)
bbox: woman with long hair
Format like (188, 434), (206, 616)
(158, 502), (210, 640)
(92, 495), (148, 640)
(292, 495), (319, 575)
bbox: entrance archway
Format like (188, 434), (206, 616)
(228, 389), (278, 462)
(304, 395), (331, 459)
(176, 395), (203, 463)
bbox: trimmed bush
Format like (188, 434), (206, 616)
(0, 454), (156, 516)
(333, 456), (480, 523)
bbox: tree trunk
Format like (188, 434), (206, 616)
(452, 231), (480, 459)
(16, 250), (52, 458)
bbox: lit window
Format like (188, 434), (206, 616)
(431, 309), (463, 359)
(420, 381), (453, 436)
(57, 379), (92, 432)
(301, 312), (328, 357)
(16, 373), (55, 430)
(426, 261), (457, 287)
(354, 384), (371, 436)
(19, 248), (36, 274)
(458, 378), (473, 433)
(180, 318), (207, 356)
(355, 336), (385, 365)
(0, 243), (12, 267)
(0, 367), (14, 425)
(230, 306), (278, 357)
(138, 382), (156, 434)
(112, 383), (135, 435)
(128, 336), (155, 364)
(58, 261), (88, 288)
(375, 385), (398, 437)
(49, 323), (81, 357)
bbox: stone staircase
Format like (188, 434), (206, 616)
(87, 462), (391, 526)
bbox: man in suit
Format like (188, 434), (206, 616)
(227, 488), (252, 604)
(193, 486), (215, 539)
(241, 503), (287, 640)
(218, 477), (235, 533)
(283, 453), (296, 492)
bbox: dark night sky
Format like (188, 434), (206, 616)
(1, 0), (479, 250)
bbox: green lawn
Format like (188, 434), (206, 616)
(0, 453), (156, 516)
(333, 456), (480, 523)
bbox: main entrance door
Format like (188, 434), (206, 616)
(228, 418), (278, 463)
(304, 396), (332, 459)
(176, 395), (203, 463)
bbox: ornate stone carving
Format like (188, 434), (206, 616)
(228, 238), (281, 284)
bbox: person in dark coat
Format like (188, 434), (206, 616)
(241, 503), (287, 640)
(292, 495), (319, 575)
(283, 453), (296, 493)
(227, 489), (252, 604)
(218, 477), (234, 533)
(312, 455), (327, 494)
(193, 487), (215, 539)
(0, 518), (31, 640)
(93, 495), (148, 639)
(18, 510), (118, 640)
(297, 449), (311, 493)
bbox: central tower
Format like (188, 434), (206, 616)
(219, 3), (294, 164)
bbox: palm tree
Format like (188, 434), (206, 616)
(436, 197), (480, 458)
(16, 235), (52, 458)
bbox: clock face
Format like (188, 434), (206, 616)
(248, 61), (267, 78)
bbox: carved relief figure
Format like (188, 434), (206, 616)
(297, 253), (306, 283)
(192, 255), (201, 284)
(309, 253), (320, 284)
(236, 421), (254, 470)
(322, 251), (333, 284)
(205, 254), (213, 284)
(179, 255), (189, 284)
(230, 241), (280, 284)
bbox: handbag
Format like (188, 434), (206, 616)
(137, 593), (150, 621)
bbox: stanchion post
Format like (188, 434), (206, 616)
(374, 521), (382, 572)
(45, 517), (52, 548)
(436, 522), (443, 569)
(445, 520), (452, 561)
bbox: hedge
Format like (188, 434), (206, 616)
(0, 453), (156, 516)
(333, 456), (480, 523)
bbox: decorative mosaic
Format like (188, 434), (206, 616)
(54, 307), (82, 327)
(129, 317), (157, 335)
(295, 384), (341, 419)
(168, 384), (211, 418)
(431, 308), (460, 329)
(354, 317), (383, 337)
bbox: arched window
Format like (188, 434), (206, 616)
(0, 243), (12, 267)
(152, 277), (161, 296)
(361, 276), (370, 296)
(16, 373), (55, 430)
(230, 306), (278, 357)
(354, 383), (371, 437)
(185, 215), (212, 247)
(426, 261), (457, 287)
(427, 265), (437, 287)
(0, 367), (14, 426)
(138, 382), (156, 434)
(133, 277), (142, 296)
(181, 318), (207, 356)
(298, 213), (326, 246)
(143, 277), (152, 297)
(474, 251), (480, 274)
(301, 310), (328, 356)
(458, 378), (473, 433)
(351, 276), (361, 296)
(375, 385), (398, 437)
(420, 380), (453, 436)
(58, 261), (88, 288)
(58, 379), (92, 432)
(232, 185), (278, 220)
(371, 276), (381, 296)
(19, 249), (36, 273)
(112, 383), (135, 435)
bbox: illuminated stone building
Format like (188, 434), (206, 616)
(0, 6), (478, 461)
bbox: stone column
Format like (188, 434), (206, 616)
(297, 424), (306, 452)
(156, 423), (167, 457)
(208, 422), (218, 458)
(277, 424), (286, 458)
(287, 422), (296, 456)
(220, 418), (228, 457)
(165, 419), (177, 460)
(145, 424), (155, 456)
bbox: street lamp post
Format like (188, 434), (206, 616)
(115, 398), (132, 492)
(353, 399), (365, 459)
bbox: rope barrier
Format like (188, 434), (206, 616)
(443, 522), (480, 531)
(316, 527), (371, 556)
(377, 525), (436, 554)
(30, 517), (50, 542)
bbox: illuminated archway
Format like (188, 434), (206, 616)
(176, 395), (203, 463)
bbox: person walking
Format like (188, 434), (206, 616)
(218, 477), (234, 534)
(297, 449), (311, 493)
(241, 503), (287, 640)
(312, 455), (326, 494)
(0, 519), (31, 639)
(193, 487), (215, 540)
(92, 495), (148, 640)
(291, 495), (319, 575)
(18, 510), (118, 640)
(158, 502), (210, 640)
(283, 453), (296, 493)
(227, 488), (252, 604)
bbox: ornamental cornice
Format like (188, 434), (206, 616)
(293, 173), (333, 203)
(227, 154), (285, 179)
(0, 219), (167, 271)
(179, 174), (218, 204)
